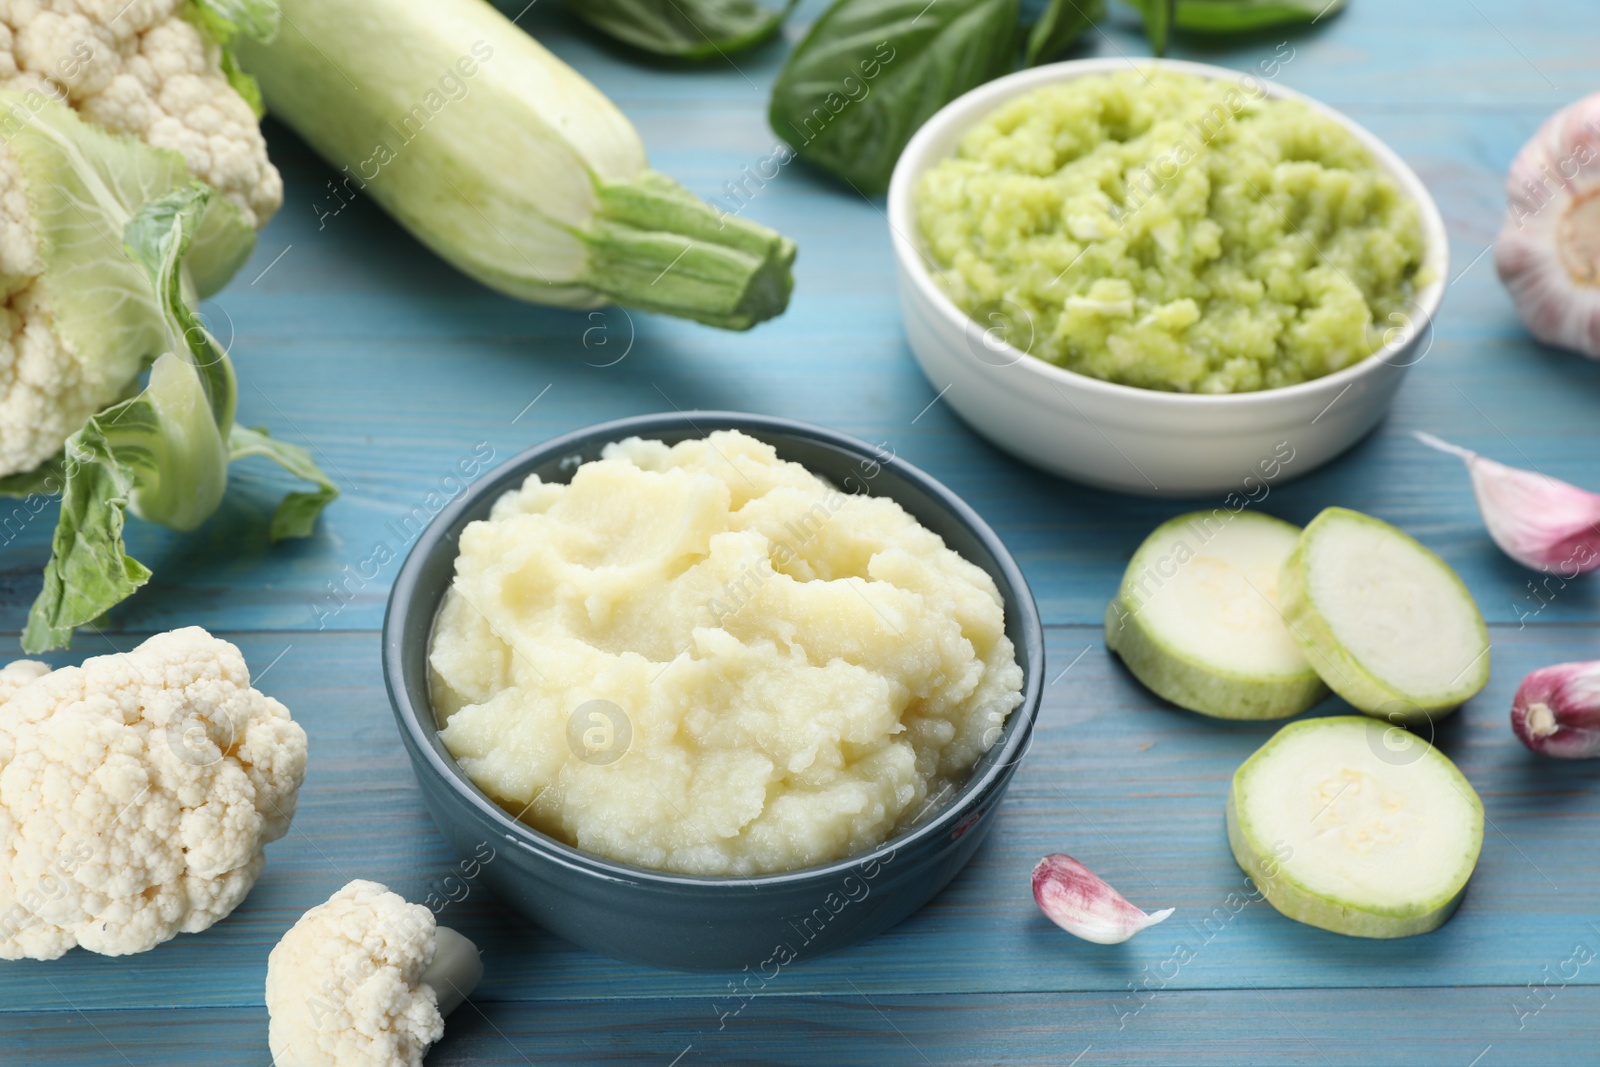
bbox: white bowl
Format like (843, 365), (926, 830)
(887, 58), (1448, 498)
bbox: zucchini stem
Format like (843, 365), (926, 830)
(585, 171), (797, 330)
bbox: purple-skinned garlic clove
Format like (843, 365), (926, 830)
(1032, 853), (1173, 945)
(1512, 661), (1600, 759)
(1414, 431), (1600, 575)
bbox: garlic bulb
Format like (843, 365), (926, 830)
(1495, 92), (1600, 357)
(1510, 661), (1600, 759)
(1414, 431), (1600, 575)
(1032, 853), (1173, 945)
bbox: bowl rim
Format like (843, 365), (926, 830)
(885, 56), (1451, 408)
(382, 411), (1046, 891)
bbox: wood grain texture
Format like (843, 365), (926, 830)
(0, 6), (1598, 640)
(1, 626), (1595, 1020)
(5, 988), (1599, 1067)
(2, 0), (1598, 1062)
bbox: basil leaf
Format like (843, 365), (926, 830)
(567, 0), (797, 59)
(1126, 0), (1175, 54)
(769, 0), (1021, 194)
(1025, 0), (1104, 65)
(1175, 0), (1344, 31)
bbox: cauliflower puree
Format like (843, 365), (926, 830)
(917, 70), (1429, 393)
(429, 431), (1024, 877)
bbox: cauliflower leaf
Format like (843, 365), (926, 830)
(191, 0), (282, 42)
(189, 0), (283, 118)
(17, 167), (334, 652)
(227, 425), (339, 540)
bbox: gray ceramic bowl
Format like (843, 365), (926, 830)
(383, 412), (1044, 970)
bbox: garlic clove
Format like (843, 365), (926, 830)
(1510, 661), (1600, 759)
(1414, 431), (1600, 575)
(1494, 90), (1600, 358)
(1032, 853), (1173, 944)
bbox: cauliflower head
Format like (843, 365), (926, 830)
(0, 625), (307, 959)
(0, 0), (281, 227)
(266, 880), (448, 1067)
(0, 0), (280, 480)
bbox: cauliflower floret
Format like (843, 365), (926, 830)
(0, 140), (39, 287)
(0, 279), (107, 479)
(0, 626), (308, 959)
(3, 0), (280, 226)
(0, 658), (48, 703)
(266, 880), (484, 1067)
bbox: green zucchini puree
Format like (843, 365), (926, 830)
(916, 70), (1428, 393)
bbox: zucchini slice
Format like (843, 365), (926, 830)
(1106, 511), (1328, 719)
(1279, 508), (1490, 724)
(1227, 716), (1484, 938)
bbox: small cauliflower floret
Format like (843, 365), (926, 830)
(0, 626), (307, 959)
(0, 657), (48, 703)
(266, 880), (484, 1067)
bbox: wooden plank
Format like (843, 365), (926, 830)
(0, 0), (1597, 1059)
(0, 11), (1597, 644)
(6, 986), (1598, 1066)
(1, 625), (1595, 1014)
(7, 178), (1600, 638)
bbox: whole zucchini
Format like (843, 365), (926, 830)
(240, 0), (795, 330)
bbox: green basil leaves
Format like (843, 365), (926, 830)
(768, 0), (1020, 194)
(1025, 0), (1104, 66)
(1127, 0), (1175, 55)
(1175, 0), (1345, 32)
(566, 0), (798, 59)
(768, 0), (1344, 193)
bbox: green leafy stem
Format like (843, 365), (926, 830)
(15, 184), (337, 653)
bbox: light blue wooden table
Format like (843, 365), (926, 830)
(4, 1), (1599, 1063)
